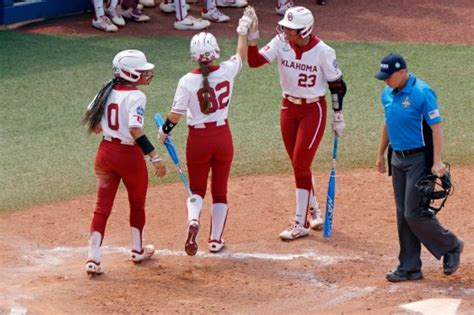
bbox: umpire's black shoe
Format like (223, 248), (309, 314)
(443, 239), (464, 276)
(385, 268), (423, 282)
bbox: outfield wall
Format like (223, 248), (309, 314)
(0, 0), (92, 25)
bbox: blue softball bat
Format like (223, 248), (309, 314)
(154, 113), (193, 198)
(323, 136), (339, 239)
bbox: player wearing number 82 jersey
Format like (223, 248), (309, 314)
(159, 30), (249, 255)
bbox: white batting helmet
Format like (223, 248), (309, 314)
(277, 6), (314, 38)
(112, 50), (155, 83)
(190, 32), (220, 63)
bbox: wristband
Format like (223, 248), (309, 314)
(150, 156), (162, 163)
(162, 118), (177, 134)
(135, 135), (155, 155)
(248, 31), (260, 41)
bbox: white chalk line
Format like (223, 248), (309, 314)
(21, 245), (360, 268)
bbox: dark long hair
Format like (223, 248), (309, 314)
(199, 62), (211, 115)
(82, 77), (127, 133)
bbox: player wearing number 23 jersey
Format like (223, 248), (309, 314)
(159, 31), (248, 256)
(247, 6), (348, 241)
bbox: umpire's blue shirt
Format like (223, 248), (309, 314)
(381, 74), (442, 151)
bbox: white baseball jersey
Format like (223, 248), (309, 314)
(259, 35), (342, 98)
(87, 85), (146, 144)
(171, 55), (242, 126)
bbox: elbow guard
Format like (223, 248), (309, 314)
(328, 78), (347, 111)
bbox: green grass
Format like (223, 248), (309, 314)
(0, 31), (473, 212)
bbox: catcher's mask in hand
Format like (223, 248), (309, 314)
(415, 164), (454, 216)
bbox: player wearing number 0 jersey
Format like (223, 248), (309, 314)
(247, 6), (347, 241)
(83, 50), (166, 277)
(159, 27), (250, 256)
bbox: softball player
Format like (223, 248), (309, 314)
(247, 6), (347, 241)
(83, 50), (166, 277)
(158, 10), (253, 256)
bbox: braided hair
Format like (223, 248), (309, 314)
(82, 77), (128, 134)
(199, 62), (211, 115)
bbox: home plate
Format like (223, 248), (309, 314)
(400, 298), (461, 314)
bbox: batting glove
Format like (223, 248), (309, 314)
(332, 110), (346, 137)
(236, 5), (256, 35)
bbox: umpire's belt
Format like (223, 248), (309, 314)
(283, 93), (321, 105)
(394, 147), (426, 158)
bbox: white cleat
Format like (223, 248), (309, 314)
(309, 207), (324, 230)
(279, 222), (309, 241)
(275, 0), (294, 16)
(174, 15), (211, 31)
(121, 7), (151, 22)
(159, 1), (190, 13)
(139, 0), (155, 7)
(86, 260), (104, 277)
(105, 6), (126, 26)
(131, 244), (155, 263)
(92, 16), (119, 32)
(208, 239), (225, 253)
(202, 7), (230, 23)
(216, 0), (247, 8)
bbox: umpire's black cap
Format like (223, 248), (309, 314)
(374, 53), (407, 80)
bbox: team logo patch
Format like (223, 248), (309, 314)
(429, 109), (440, 119)
(136, 106), (145, 116)
(133, 115), (143, 123)
(332, 59), (340, 70)
(402, 97), (411, 108)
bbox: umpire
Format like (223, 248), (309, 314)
(374, 53), (464, 282)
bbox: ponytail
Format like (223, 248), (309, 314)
(82, 78), (127, 134)
(199, 62), (211, 115)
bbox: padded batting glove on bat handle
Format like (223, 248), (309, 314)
(332, 110), (346, 137)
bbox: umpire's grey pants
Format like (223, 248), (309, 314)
(391, 152), (459, 272)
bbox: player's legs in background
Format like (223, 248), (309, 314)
(105, 0), (126, 26)
(121, 0), (151, 21)
(92, 0), (119, 32)
(202, 0), (230, 23)
(216, 0), (247, 8)
(173, 0), (211, 30)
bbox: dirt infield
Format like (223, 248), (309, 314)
(2, 0), (473, 314)
(0, 168), (473, 314)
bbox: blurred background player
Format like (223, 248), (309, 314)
(92, 0), (118, 32)
(158, 8), (254, 256)
(83, 50), (166, 276)
(159, 0), (210, 30)
(247, 6), (347, 241)
(92, 0), (150, 32)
